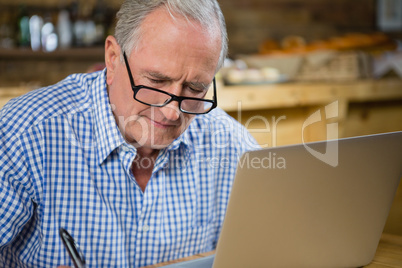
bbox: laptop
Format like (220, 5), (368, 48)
(164, 131), (402, 268)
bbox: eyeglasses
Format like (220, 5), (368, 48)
(123, 52), (217, 115)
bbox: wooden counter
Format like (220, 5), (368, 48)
(0, 87), (32, 108)
(213, 78), (402, 147)
(143, 233), (402, 268)
(2, 78), (401, 113)
(217, 78), (402, 112)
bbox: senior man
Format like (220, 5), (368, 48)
(0, 0), (258, 267)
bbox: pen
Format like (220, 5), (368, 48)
(59, 228), (87, 268)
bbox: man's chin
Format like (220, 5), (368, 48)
(131, 138), (175, 151)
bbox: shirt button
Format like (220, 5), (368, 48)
(142, 225), (150, 232)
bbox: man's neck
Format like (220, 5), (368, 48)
(137, 147), (160, 159)
(131, 148), (160, 192)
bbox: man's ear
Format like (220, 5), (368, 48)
(104, 36), (121, 85)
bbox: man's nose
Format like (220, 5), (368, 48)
(160, 100), (181, 121)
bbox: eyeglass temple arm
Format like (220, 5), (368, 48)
(212, 77), (217, 105)
(123, 51), (136, 88)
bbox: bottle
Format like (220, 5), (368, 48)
(0, 8), (15, 49)
(17, 5), (30, 47)
(92, 0), (107, 45)
(41, 14), (58, 52)
(73, 1), (88, 47)
(80, 2), (97, 46)
(29, 15), (43, 51)
(57, 9), (73, 49)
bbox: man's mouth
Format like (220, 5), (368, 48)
(149, 118), (179, 129)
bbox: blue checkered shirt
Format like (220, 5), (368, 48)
(0, 70), (258, 267)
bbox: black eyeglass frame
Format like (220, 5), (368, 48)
(123, 51), (217, 115)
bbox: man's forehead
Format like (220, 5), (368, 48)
(140, 6), (220, 45)
(145, 70), (212, 90)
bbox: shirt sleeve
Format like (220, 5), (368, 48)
(0, 116), (35, 248)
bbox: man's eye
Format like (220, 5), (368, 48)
(149, 78), (164, 84)
(189, 87), (204, 93)
(187, 87), (206, 97)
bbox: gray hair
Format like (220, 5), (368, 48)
(115, 0), (228, 72)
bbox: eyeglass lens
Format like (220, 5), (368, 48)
(135, 88), (213, 114)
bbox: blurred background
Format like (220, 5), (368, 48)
(0, 0), (401, 235)
(0, 0), (401, 86)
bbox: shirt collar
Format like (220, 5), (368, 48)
(92, 69), (125, 164)
(167, 130), (191, 151)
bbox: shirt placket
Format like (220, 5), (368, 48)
(134, 150), (170, 267)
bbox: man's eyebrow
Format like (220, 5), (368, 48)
(187, 81), (210, 91)
(146, 71), (172, 81)
(146, 71), (210, 90)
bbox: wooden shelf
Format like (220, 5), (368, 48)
(0, 47), (105, 61)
